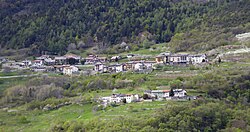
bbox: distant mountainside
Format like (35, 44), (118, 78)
(0, 0), (250, 54)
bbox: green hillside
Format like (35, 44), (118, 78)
(1, 0), (250, 55)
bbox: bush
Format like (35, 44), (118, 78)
(18, 116), (30, 124)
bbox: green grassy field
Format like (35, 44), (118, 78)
(0, 99), (191, 131)
(0, 104), (93, 131)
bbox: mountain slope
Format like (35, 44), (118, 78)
(0, 0), (249, 54)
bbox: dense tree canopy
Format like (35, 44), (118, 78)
(1, 0), (250, 54)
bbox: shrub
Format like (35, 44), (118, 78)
(18, 116), (30, 124)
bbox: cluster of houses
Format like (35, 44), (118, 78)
(94, 60), (155, 73)
(144, 89), (188, 100)
(94, 52), (207, 73)
(1, 51), (208, 75)
(98, 89), (195, 106)
(1, 53), (82, 75)
(155, 52), (207, 65)
(101, 94), (140, 104)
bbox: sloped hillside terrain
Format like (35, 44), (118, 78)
(169, 0), (250, 52)
(1, 0), (250, 55)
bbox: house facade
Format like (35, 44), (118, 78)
(145, 89), (187, 99)
(187, 54), (207, 64)
(32, 60), (43, 66)
(44, 58), (55, 66)
(55, 56), (67, 65)
(94, 63), (125, 73)
(94, 62), (104, 72)
(168, 54), (189, 64)
(63, 66), (79, 75)
(101, 94), (140, 104)
(173, 89), (187, 97)
(134, 62), (144, 71)
(85, 55), (107, 64)
(36, 55), (50, 61)
(125, 61), (156, 71)
(155, 52), (207, 65)
(150, 90), (170, 98)
(22, 60), (32, 67)
(155, 55), (165, 64)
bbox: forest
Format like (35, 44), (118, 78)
(1, 0), (250, 54)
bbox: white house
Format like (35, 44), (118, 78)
(155, 52), (208, 65)
(127, 54), (135, 58)
(168, 54), (189, 64)
(32, 60), (43, 67)
(150, 90), (170, 99)
(95, 63), (125, 73)
(188, 54), (207, 64)
(36, 55), (50, 60)
(143, 61), (156, 69)
(134, 62), (144, 71)
(146, 89), (187, 99)
(94, 62), (104, 72)
(22, 60), (32, 67)
(63, 66), (79, 75)
(44, 58), (55, 66)
(101, 94), (139, 104)
(114, 64), (125, 73)
(173, 89), (187, 97)
(111, 56), (121, 61)
(124, 94), (139, 103)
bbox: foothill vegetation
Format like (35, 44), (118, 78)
(0, 0), (250, 131)
(0, 58), (249, 131)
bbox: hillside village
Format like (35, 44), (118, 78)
(0, 52), (208, 76)
(0, 50), (208, 107)
(0, 0), (250, 131)
(0, 51), (206, 106)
